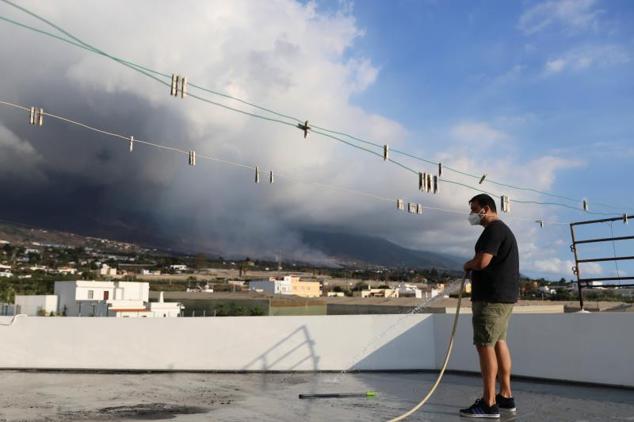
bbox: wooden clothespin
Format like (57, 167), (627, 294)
(29, 107), (44, 126)
(479, 174), (487, 184)
(255, 166), (260, 183)
(501, 195), (510, 213)
(269, 171), (274, 184)
(417, 203), (423, 214)
(188, 150), (196, 166)
(129, 136), (134, 152)
(170, 74), (187, 98)
(396, 199), (404, 210)
(383, 144), (389, 161)
(433, 175), (438, 194)
(582, 199), (589, 212)
(438, 162), (442, 177)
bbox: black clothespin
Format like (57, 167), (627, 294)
(297, 120), (310, 139)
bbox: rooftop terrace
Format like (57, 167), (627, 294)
(1, 371), (633, 421)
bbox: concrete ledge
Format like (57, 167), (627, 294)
(1, 313), (632, 388)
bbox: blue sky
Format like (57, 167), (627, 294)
(321, 0), (634, 279)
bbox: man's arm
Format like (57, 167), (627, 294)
(463, 252), (494, 272)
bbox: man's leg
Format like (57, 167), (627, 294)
(476, 345), (498, 406)
(495, 340), (512, 398)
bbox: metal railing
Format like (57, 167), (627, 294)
(570, 214), (634, 310)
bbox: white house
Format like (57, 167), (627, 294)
(0, 264), (12, 278)
(14, 295), (58, 316)
(55, 280), (149, 317)
(99, 264), (117, 276)
(56, 266), (77, 275)
(53, 281), (181, 318)
(169, 264), (188, 272)
(149, 292), (182, 318)
(397, 283), (424, 299)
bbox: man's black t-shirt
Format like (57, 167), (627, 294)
(471, 219), (519, 303)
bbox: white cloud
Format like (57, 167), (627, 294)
(0, 1), (589, 271)
(519, 0), (601, 35)
(543, 45), (630, 75)
(544, 58), (566, 74)
(530, 257), (603, 276)
(525, 155), (584, 189)
(450, 121), (509, 145)
(531, 258), (575, 275)
(346, 57), (379, 93)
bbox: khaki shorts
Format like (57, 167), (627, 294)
(472, 302), (514, 346)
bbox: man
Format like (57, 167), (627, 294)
(459, 193), (519, 419)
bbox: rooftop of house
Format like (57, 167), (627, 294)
(0, 370), (632, 421)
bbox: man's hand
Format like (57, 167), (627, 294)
(464, 252), (494, 272)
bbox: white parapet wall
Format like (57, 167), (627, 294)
(0, 314), (435, 372)
(0, 313), (632, 388)
(433, 313), (634, 388)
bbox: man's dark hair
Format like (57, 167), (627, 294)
(469, 193), (497, 213)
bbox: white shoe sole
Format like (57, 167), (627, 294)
(459, 411), (500, 418)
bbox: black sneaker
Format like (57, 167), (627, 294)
(459, 398), (500, 418)
(496, 393), (516, 412)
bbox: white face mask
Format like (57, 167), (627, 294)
(468, 211), (484, 226)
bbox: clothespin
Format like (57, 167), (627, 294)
(501, 195), (510, 213)
(479, 174), (487, 184)
(582, 199), (589, 212)
(419, 172), (425, 191)
(438, 162), (442, 177)
(408, 202), (417, 213)
(255, 166), (260, 183)
(536, 219), (544, 228)
(297, 120), (310, 139)
(624, 214), (628, 224)
(417, 203), (423, 214)
(269, 171), (274, 184)
(170, 74), (187, 98)
(129, 136), (134, 152)
(383, 144), (389, 161)
(426, 173), (432, 193)
(29, 107), (44, 126)
(188, 150), (196, 166)
(433, 175), (438, 194)
(396, 199), (404, 210)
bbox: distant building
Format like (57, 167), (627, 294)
(14, 295), (58, 316)
(186, 283), (214, 293)
(361, 288), (399, 298)
(248, 275), (321, 298)
(56, 266), (77, 275)
(54, 280), (181, 318)
(0, 264), (12, 278)
(149, 292), (182, 318)
(249, 278), (292, 295)
(99, 264), (118, 276)
(170, 264), (188, 272)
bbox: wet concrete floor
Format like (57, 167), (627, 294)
(0, 371), (633, 421)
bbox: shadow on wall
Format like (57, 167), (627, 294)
(241, 325), (319, 372)
(350, 317), (434, 371)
